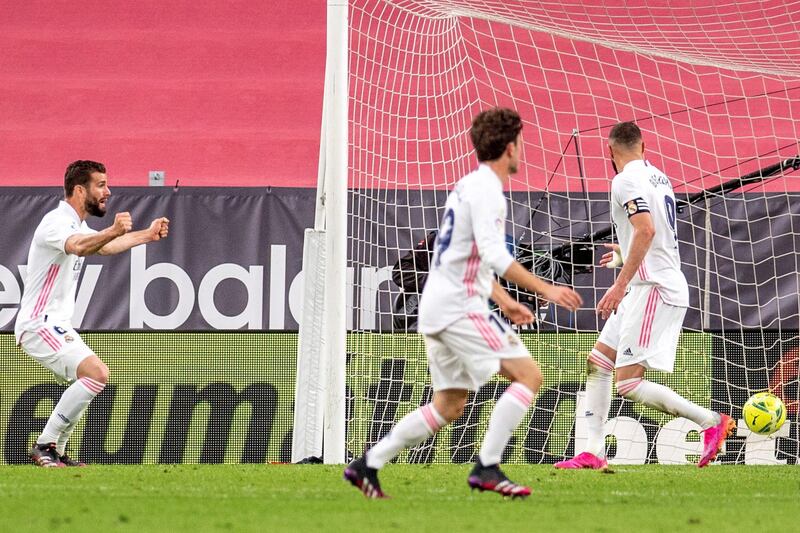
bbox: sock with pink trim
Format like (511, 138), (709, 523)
(585, 349), (614, 457)
(479, 382), (535, 466)
(366, 404), (446, 469)
(38, 377), (105, 446)
(617, 377), (718, 429)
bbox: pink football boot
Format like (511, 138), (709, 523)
(554, 451), (608, 470)
(698, 413), (735, 467)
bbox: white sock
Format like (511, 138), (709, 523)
(366, 404), (445, 469)
(585, 349), (614, 457)
(617, 378), (719, 429)
(56, 406), (87, 456)
(38, 377), (105, 447)
(478, 382), (534, 466)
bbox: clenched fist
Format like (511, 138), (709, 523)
(113, 212), (133, 236)
(149, 217), (170, 241)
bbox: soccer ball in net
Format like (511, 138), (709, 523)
(742, 392), (787, 435)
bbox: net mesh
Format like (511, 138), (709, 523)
(346, 0), (800, 464)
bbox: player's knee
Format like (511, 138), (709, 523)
(518, 363), (542, 393)
(532, 364), (543, 391)
(95, 362), (110, 384)
(440, 399), (466, 422)
(502, 358), (541, 393)
(79, 357), (109, 384)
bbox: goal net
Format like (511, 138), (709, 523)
(336, 0), (800, 465)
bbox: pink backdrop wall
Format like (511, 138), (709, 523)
(0, 1), (325, 187)
(1, 2), (796, 192)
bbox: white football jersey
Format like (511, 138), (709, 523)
(611, 159), (689, 307)
(418, 164), (515, 334)
(15, 201), (96, 340)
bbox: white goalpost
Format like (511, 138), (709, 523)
(292, 0), (349, 464)
(296, 0), (800, 465)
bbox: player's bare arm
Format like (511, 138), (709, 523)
(596, 212), (654, 319)
(491, 280), (535, 325)
(64, 212), (133, 257)
(98, 217), (170, 255)
(500, 261), (582, 312)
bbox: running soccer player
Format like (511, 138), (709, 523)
(555, 122), (734, 470)
(16, 160), (170, 467)
(344, 108), (582, 498)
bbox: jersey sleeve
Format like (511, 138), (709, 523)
(470, 188), (514, 275)
(36, 215), (86, 253)
(81, 221), (98, 235)
(612, 174), (650, 218)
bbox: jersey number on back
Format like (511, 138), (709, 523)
(433, 208), (455, 268)
(663, 195), (678, 244)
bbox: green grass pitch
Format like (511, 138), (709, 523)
(0, 464), (797, 532)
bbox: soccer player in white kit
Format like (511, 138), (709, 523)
(555, 122), (735, 470)
(344, 108), (582, 498)
(17, 160), (170, 467)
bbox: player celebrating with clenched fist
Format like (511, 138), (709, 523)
(16, 160), (169, 468)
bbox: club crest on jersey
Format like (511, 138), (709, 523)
(64, 335), (74, 343)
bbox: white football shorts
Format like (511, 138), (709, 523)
(597, 284), (687, 372)
(18, 322), (95, 382)
(424, 311), (530, 391)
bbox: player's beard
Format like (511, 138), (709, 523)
(85, 195), (107, 217)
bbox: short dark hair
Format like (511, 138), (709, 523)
(608, 121), (642, 150)
(64, 160), (106, 197)
(470, 108), (523, 162)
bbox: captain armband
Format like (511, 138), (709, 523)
(623, 197), (649, 218)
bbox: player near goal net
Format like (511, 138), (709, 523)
(555, 122), (735, 470)
(344, 108), (582, 499)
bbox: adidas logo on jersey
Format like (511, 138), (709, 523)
(623, 348), (633, 356)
